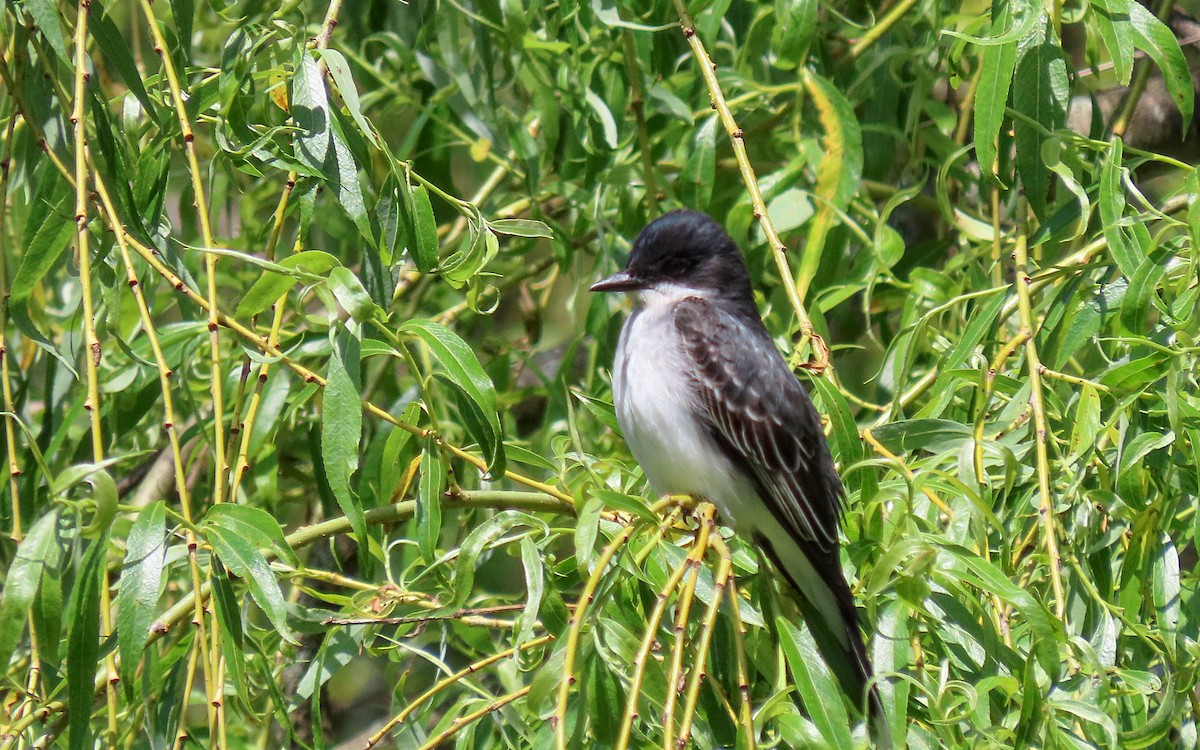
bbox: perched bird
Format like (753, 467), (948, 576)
(592, 209), (888, 744)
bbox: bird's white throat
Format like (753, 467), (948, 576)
(612, 284), (757, 527)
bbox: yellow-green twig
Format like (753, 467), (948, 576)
(676, 521), (734, 748)
(718, 537), (756, 750)
(415, 685), (531, 750)
(662, 503), (715, 749)
(614, 505), (714, 749)
(555, 522), (640, 748)
(1013, 234), (1067, 622)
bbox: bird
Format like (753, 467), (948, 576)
(591, 209), (889, 745)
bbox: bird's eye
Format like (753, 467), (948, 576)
(662, 257), (690, 277)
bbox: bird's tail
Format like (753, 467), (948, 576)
(756, 532), (893, 749)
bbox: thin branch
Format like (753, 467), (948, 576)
(1013, 234), (1066, 622)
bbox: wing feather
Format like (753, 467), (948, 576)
(673, 297), (843, 546)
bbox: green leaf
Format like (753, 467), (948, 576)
(417, 443), (445, 562)
(400, 319), (505, 476)
(451, 511), (546, 606)
(322, 329), (368, 556)
(975, 0), (1018, 179)
(776, 616), (853, 748)
(488, 218), (554, 239)
(68, 532), (110, 750)
(236, 250), (342, 319)
(317, 48), (380, 147)
(11, 194), (75, 304)
(201, 503), (298, 566)
(1011, 17), (1069, 219)
(1066, 385), (1102, 464)
(1098, 139), (1141, 277)
(91, 1), (156, 117)
(327, 266), (381, 322)
(406, 182), (439, 273)
(1127, 1), (1194, 125)
(585, 88), (619, 150)
(209, 561), (249, 704)
(679, 114), (717, 209)
(26, 0), (71, 62)
(771, 0), (817, 69)
(1120, 244), (1172, 331)
(871, 419), (974, 454)
(0, 510), (62, 674)
(293, 51), (331, 174)
(515, 535), (544, 647)
(1090, 0), (1134, 84)
(798, 70), (863, 298)
(117, 502), (168, 692)
(206, 526), (297, 643)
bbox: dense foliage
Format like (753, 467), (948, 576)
(0, 0), (1198, 747)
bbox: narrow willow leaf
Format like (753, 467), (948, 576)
(68, 532), (110, 750)
(328, 266), (381, 322)
(798, 70), (863, 299)
(1098, 139), (1141, 277)
(573, 495), (603, 571)
(810, 374), (872, 500)
(585, 88), (619, 149)
(592, 488), (657, 523)
(328, 114), (371, 240)
(452, 511), (546, 607)
(1121, 245), (1172, 331)
(91, 1), (155, 116)
(679, 115), (717, 209)
(400, 318), (505, 475)
(871, 419), (974, 454)
(201, 503), (298, 566)
(1012, 17), (1069, 219)
(26, 0), (71, 62)
(933, 541), (1060, 650)
(408, 182), (439, 273)
(975, 0), (1018, 180)
(1014, 648), (1045, 746)
(1090, 0), (1134, 84)
(322, 331), (367, 557)
(771, 0), (817, 69)
(293, 51), (331, 172)
(210, 562), (249, 704)
(1119, 671), (1177, 748)
(0, 510), (61, 672)
(417, 443), (445, 562)
(1066, 385), (1102, 464)
(117, 502), (167, 692)
(515, 535), (544, 647)
(776, 616), (853, 748)
(488, 218), (554, 238)
(1152, 533), (1180, 653)
(1127, 1), (1194, 124)
(11, 195), (75, 304)
(206, 527), (297, 643)
(236, 250), (342, 319)
(317, 48), (380, 147)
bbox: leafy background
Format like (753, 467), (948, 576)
(0, 0), (1198, 748)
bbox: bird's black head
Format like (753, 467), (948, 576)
(591, 210), (755, 308)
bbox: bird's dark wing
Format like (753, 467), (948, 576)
(673, 296), (844, 546)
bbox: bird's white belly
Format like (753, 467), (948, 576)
(612, 302), (758, 527)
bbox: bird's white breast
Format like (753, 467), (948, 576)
(612, 286), (758, 527)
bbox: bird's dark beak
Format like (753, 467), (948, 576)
(590, 269), (642, 293)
